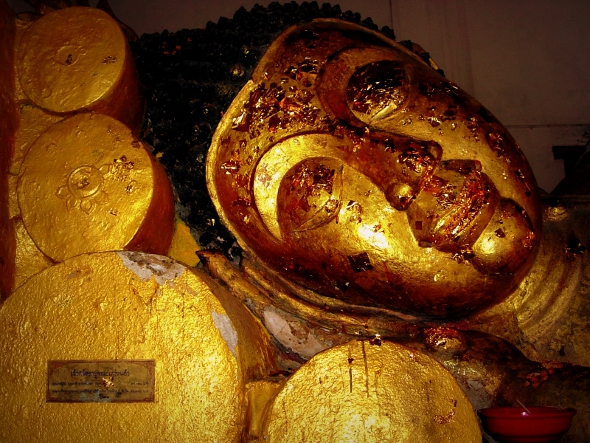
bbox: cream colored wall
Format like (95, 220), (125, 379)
(391, 0), (590, 192)
(7, 0), (590, 192)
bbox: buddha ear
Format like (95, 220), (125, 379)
(316, 46), (409, 128)
(253, 135), (348, 241)
(278, 161), (344, 235)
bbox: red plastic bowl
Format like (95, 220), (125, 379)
(478, 406), (576, 443)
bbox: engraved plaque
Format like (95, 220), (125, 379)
(47, 360), (155, 403)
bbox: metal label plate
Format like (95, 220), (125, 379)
(47, 360), (155, 403)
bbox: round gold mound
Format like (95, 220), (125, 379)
(17, 113), (174, 262)
(16, 6), (143, 131)
(261, 340), (481, 442)
(0, 252), (245, 443)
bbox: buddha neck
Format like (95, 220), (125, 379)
(467, 197), (588, 364)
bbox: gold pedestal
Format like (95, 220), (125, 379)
(16, 6), (144, 133)
(0, 252), (275, 442)
(17, 113), (174, 263)
(261, 340), (481, 442)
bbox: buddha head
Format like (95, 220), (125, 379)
(207, 19), (541, 318)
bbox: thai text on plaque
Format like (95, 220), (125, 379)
(47, 360), (155, 403)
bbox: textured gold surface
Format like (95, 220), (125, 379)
(17, 6), (125, 111)
(0, 252), (247, 442)
(198, 270), (279, 382)
(468, 201), (590, 366)
(207, 19), (541, 318)
(12, 103), (64, 176)
(3, 6), (588, 441)
(4, 6), (146, 296)
(17, 113), (174, 262)
(13, 16), (30, 103)
(8, 173), (19, 219)
(16, 6), (143, 132)
(13, 217), (53, 290)
(261, 340), (481, 442)
(244, 379), (285, 440)
(8, 103), (64, 224)
(167, 216), (201, 267)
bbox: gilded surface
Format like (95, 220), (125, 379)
(468, 199), (590, 366)
(15, 6), (143, 133)
(244, 379), (285, 440)
(17, 7), (126, 114)
(167, 216), (201, 267)
(207, 19), (541, 318)
(3, 5), (148, 294)
(2, 4), (590, 442)
(17, 113), (170, 262)
(0, 252), (251, 442)
(261, 340), (481, 442)
(13, 217), (53, 289)
(11, 103), (63, 177)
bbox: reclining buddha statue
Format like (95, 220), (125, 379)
(1, 2), (589, 442)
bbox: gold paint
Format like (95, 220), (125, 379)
(12, 103), (64, 175)
(2, 6), (588, 440)
(15, 7), (144, 132)
(244, 378), (286, 440)
(0, 251), (261, 442)
(13, 17), (32, 104)
(199, 250), (420, 342)
(261, 340), (481, 442)
(4, 6), (146, 296)
(17, 113), (174, 262)
(192, 269), (279, 382)
(8, 103), (63, 220)
(13, 217), (53, 290)
(8, 172), (19, 220)
(207, 19), (541, 318)
(468, 199), (590, 366)
(167, 216), (200, 267)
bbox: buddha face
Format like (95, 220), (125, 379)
(207, 19), (541, 318)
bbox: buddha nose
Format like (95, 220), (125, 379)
(380, 140), (442, 211)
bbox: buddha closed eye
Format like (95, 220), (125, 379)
(207, 19), (540, 318)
